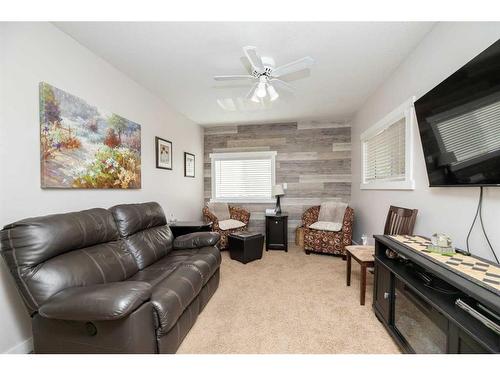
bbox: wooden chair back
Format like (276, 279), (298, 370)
(383, 205), (418, 235)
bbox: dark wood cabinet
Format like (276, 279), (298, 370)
(265, 214), (288, 252)
(372, 235), (499, 354)
(373, 259), (392, 325)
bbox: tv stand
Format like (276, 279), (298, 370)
(373, 235), (499, 353)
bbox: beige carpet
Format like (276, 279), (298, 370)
(177, 245), (400, 354)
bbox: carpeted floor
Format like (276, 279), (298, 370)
(177, 245), (401, 354)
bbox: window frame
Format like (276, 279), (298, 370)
(209, 151), (277, 203)
(360, 97), (416, 190)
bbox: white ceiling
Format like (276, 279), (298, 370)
(54, 22), (434, 126)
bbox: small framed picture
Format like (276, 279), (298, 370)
(184, 152), (195, 178)
(155, 137), (172, 170)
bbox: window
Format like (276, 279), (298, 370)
(210, 151), (276, 202)
(361, 98), (415, 190)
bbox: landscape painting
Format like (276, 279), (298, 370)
(40, 82), (141, 188)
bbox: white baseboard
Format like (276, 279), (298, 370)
(4, 337), (33, 354)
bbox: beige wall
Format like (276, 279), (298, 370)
(204, 122), (351, 240)
(0, 22), (204, 353)
(351, 22), (500, 260)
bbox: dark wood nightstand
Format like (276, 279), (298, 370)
(265, 213), (288, 252)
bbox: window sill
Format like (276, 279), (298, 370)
(360, 180), (415, 190)
(210, 198), (276, 204)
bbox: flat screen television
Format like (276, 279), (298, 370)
(415, 39), (500, 187)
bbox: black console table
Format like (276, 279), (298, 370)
(265, 213), (288, 252)
(373, 235), (499, 354)
(169, 221), (212, 238)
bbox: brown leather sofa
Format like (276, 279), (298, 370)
(0, 202), (221, 354)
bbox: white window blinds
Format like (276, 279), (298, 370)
(364, 118), (406, 182)
(211, 152), (276, 201)
(434, 99), (500, 164)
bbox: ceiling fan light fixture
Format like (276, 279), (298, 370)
(267, 84), (279, 101)
(250, 89), (260, 103)
(256, 81), (267, 98)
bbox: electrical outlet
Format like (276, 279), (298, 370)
(283, 183), (287, 190)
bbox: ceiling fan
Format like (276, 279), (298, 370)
(214, 46), (314, 103)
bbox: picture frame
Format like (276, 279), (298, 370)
(184, 152), (195, 178)
(155, 137), (172, 170)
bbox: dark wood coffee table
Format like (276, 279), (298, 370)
(169, 221), (212, 237)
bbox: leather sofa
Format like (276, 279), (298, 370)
(0, 202), (221, 353)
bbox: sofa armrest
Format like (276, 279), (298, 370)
(173, 232), (221, 249)
(38, 281), (152, 321)
(202, 206), (219, 230)
(302, 205), (320, 227)
(342, 207), (354, 244)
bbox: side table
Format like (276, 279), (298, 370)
(169, 221), (213, 238)
(345, 245), (375, 305)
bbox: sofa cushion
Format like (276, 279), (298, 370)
(207, 202), (230, 221)
(150, 264), (204, 335)
(128, 254), (188, 286)
(1, 208), (118, 267)
(39, 281), (152, 321)
(128, 247), (221, 288)
(110, 202), (167, 237)
(318, 201), (347, 223)
(123, 226), (173, 270)
(182, 247), (221, 283)
(218, 219), (246, 231)
(309, 221), (342, 232)
(110, 202), (174, 270)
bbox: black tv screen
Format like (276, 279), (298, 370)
(415, 39), (500, 187)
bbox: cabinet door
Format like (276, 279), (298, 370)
(373, 259), (392, 324)
(266, 217), (287, 249)
(448, 325), (490, 353)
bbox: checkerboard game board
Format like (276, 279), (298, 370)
(388, 235), (500, 294)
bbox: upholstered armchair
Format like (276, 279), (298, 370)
(202, 204), (250, 249)
(302, 205), (354, 257)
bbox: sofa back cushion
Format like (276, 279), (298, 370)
(110, 202), (173, 269)
(0, 208), (138, 314)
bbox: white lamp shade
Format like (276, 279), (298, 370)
(272, 184), (285, 196)
(267, 84), (279, 101)
(256, 82), (267, 98)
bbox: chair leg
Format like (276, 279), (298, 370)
(346, 253), (351, 286)
(360, 264), (367, 306)
(305, 250), (310, 255)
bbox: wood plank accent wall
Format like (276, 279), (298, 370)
(204, 121), (351, 241)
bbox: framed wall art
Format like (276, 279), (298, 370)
(156, 136), (172, 170)
(184, 152), (195, 178)
(40, 82), (141, 189)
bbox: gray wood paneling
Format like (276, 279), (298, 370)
(203, 122), (351, 241)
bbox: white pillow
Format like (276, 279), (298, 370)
(218, 219), (246, 231)
(309, 221), (342, 232)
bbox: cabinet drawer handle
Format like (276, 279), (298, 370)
(384, 292), (390, 300)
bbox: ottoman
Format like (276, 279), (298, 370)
(228, 232), (264, 264)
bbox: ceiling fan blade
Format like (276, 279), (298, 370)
(272, 56), (315, 78)
(214, 75), (255, 81)
(246, 83), (258, 99)
(269, 79), (295, 93)
(243, 46), (265, 73)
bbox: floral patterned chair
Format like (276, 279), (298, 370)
(301, 205), (354, 258)
(202, 205), (251, 250)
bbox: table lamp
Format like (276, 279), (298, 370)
(272, 184), (285, 214)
